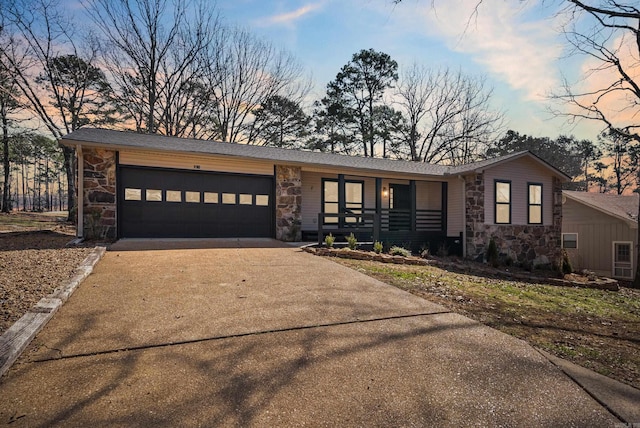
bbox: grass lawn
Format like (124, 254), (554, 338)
(0, 211), (70, 232)
(335, 258), (640, 390)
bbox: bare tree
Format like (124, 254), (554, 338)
(549, 1), (640, 286)
(0, 0), (114, 221)
(396, 65), (503, 165)
(83, 0), (218, 136)
(0, 57), (22, 212)
(201, 26), (310, 144)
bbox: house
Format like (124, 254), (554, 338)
(60, 128), (570, 264)
(562, 190), (639, 280)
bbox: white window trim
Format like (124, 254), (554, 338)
(561, 233), (578, 249)
(612, 241), (634, 280)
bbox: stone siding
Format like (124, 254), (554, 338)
(83, 148), (117, 239)
(275, 165), (302, 241)
(465, 173), (563, 267)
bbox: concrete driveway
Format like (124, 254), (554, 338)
(0, 239), (617, 427)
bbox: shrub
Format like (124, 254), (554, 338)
(346, 232), (357, 250)
(487, 238), (499, 268)
(437, 242), (449, 257)
(419, 244), (430, 258)
(324, 233), (335, 248)
(389, 246), (411, 257)
(561, 250), (573, 275)
(373, 241), (384, 254)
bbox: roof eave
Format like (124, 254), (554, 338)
(563, 192), (639, 228)
(61, 137), (447, 180)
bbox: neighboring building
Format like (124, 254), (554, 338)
(61, 128), (570, 264)
(562, 190), (639, 280)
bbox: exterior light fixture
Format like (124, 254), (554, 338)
(382, 187), (388, 198)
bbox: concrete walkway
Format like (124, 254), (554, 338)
(0, 239), (623, 426)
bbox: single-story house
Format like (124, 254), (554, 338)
(562, 190), (639, 279)
(61, 128), (570, 263)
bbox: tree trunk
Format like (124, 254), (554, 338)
(21, 162), (26, 211)
(1, 114), (10, 212)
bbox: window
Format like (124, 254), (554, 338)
(613, 242), (633, 279)
(322, 179), (364, 224)
(124, 188), (141, 201)
(166, 190), (182, 202)
(562, 233), (578, 249)
(185, 191), (200, 203)
(323, 180), (339, 223)
(494, 180), (511, 224)
(204, 192), (219, 203)
(528, 183), (542, 224)
(222, 193), (236, 204)
(146, 189), (162, 201)
(255, 195), (269, 206)
(344, 181), (363, 223)
(239, 194), (252, 205)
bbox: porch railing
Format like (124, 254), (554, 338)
(317, 208), (444, 245)
(317, 212), (379, 245)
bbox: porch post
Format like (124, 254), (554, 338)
(375, 178), (382, 238)
(375, 178), (382, 214)
(338, 174), (345, 228)
(410, 180), (416, 231)
(441, 181), (448, 234)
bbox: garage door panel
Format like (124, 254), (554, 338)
(120, 167), (274, 238)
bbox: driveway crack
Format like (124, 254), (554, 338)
(30, 310), (452, 363)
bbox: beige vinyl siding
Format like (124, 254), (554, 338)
(562, 198), (637, 278)
(484, 157), (553, 226)
(119, 150), (275, 175)
(446, 177), (464, 237)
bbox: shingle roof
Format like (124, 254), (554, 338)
(60, 128), (569, 179)
(564, 190), (639, 224)
(62, 128), (451, 177)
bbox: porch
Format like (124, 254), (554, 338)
(302, 174), (462, 255)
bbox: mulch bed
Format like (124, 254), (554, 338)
(0, 231), (93, 335)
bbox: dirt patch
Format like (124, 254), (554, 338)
(335, 258), (640, 390)
(0, 213), (93, 335)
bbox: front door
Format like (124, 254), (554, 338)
(389, 184), (411, 231)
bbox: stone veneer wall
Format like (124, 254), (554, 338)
(275, 165), (302, 241)
(82, 148), (117, 239)
(465, 174), (563, 267)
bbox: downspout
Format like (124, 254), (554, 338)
(77, 144), (84, 238)
(458, 175), (466, 258)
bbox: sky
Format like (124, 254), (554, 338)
(215, 0), (605, 141)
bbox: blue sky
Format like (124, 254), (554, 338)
(217, 0), (603, 141)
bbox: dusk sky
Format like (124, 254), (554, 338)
(215, 0), (604, 141)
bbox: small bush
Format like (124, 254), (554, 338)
(324, 233), (335, 248)
(486, 238), (499, 268)
(437, 242), (449, 257)
(389, 246), (411, 257)
(346, 232), (357, 250)
(373, 241), (384, 254)
(420, 244), (430, 259)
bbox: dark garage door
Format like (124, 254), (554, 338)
(119, 166), (274, 238)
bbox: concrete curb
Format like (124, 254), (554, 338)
(538, 349), (640, 424)
(0, 246), (106, 378)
